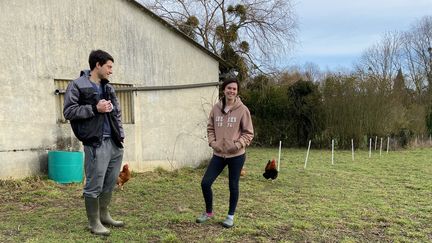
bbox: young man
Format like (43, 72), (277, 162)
(63, 50), (125, 236)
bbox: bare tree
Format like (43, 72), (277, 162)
(401, 16), (432, 96)
(138, 0), (297, 78)
(301, 62), (323, 82)
(355, 31), (403, 91)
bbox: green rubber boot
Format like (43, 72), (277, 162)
(99, 192), (125, 227)
(85, 197), (110, 236)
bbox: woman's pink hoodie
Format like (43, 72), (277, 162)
(207, 97), (254, 158)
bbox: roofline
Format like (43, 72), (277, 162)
(126, 0), (229, 68)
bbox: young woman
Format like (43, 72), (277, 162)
(196, 78), (254, 228)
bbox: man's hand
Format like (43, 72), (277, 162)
(96, 99), (113, 113)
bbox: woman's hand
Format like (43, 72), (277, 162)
(210, 141), (222, 152)
(227, 141), (241, 153)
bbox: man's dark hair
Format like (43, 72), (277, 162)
(89, 50), (114, 70)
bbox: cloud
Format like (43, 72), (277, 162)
(289, 0), (432, 70)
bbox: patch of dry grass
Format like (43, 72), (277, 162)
(1, 147), (432, 242)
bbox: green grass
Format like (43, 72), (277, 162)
(1, 147), (432, 242)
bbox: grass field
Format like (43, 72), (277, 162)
(1, 147), (432, 242)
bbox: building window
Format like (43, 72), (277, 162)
(112, 83), (135, 124)
(54, 79), (70, 123)
(55, 79), (134, 124)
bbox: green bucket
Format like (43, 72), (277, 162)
(48, 151), (84, 183)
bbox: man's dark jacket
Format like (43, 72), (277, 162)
(63, 70), (124, 148)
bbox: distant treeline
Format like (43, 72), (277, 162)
(242, 71), (430, 149)
(241, 16), (432, 149)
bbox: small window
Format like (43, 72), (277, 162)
(54, 79), (134, 124)
(111, 83), (135, 124)
(55, 79), (70, 123)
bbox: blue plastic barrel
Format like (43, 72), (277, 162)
(48, 151), (84, 183)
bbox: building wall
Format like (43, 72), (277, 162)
(0, 0), (219, 179)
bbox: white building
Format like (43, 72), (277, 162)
(0, 0), (225, 179)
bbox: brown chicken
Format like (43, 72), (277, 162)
(263, 159), (278, 180)
(240, 167), (246, 177)
(117, 164), (131, 190)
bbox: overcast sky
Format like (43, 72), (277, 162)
(285, 0), (432, 71)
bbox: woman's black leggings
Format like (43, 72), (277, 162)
(201, 154), (245, 215)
